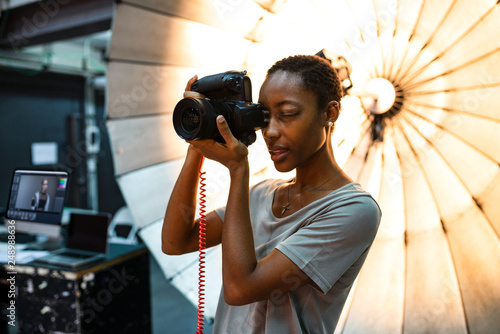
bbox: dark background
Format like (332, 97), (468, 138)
(0, 65), (125, 218)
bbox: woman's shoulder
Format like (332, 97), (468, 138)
(300, 182), (381, 223)
(330, 182), (376, 201)
(325, 182), (382, 223)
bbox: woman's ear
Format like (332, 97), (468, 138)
(326, 100), (340, 124)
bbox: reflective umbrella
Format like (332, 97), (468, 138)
(105, 0), (500, 332)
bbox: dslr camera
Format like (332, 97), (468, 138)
(173, 71), (269, 146)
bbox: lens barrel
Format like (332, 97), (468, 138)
(173, 97), (269, 145)
(173, 97), (228, 141)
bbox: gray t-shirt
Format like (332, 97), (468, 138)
(213, 179), (381, 334)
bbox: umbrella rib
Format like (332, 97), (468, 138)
(403, 105), (500, 164)
(343, 0), (380, 77)
(253, 0), (286, 14)
(392, 116), (447, 222)
(398, 111), (500, 242)
(399, 4), (498, 86)
(371, 0), (386, 78)
(353, 117), (373, 151)
(335, 116), (372, 154)
(344, 41), (377, 78)
(390, 0), (426, 82)
(405, 82), (500, 95)
(385, 0), (400, 80)
(308, 1), (376, 78)
(403, 99), (500, 123)
(392, 116), (472, 333)
(394, 0), (458, 84)
(392, 116), (462, 229)
(343, 0), (367, 44)
(354, 129), (377, 182)
(243, 15), (265, 44)
(377, 139), (386, 203)
(345, 121), (375, 182)
(385, 31), (397, 80)
(386, 119), (410, 334)
(401, 46), (500, 91)
(389, 118), (416, 334)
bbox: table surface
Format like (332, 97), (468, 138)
(2, 242), (148, 278)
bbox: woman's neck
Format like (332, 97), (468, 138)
(294, 148), (339, 187)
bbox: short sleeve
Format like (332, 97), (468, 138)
(214, 206), (226, 222)
(276, 195), (381, 294)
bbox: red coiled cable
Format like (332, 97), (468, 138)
(196, 156), (207, 334)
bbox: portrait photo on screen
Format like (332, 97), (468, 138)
(14, 175), (60, 212)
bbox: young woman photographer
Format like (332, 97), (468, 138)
(162, 55), (381, 333)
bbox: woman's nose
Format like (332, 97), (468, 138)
(262, 116), (280, 140)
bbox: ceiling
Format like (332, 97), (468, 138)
(0, 0), (112, 75)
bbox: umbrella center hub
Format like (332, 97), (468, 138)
(363, 78), (396, 115)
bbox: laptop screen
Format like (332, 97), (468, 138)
(66, 212), (111, 253)
(6, 169), (69, 224)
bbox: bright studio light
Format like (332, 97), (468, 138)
(362, 78), (396, 115)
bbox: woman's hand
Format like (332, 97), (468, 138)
(184, 75), (205, 99)
(183, 74), (248, 173)
(188, 115), (249, 175)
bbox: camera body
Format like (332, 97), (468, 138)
(173, 71), (269, 146)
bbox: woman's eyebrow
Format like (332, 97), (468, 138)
(258, 98), (301, 108)
(275, 100), (301, 108)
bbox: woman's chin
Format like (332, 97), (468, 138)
(272, 161), (294, 174)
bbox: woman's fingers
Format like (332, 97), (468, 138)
(183, 75), (206, 99)
(185, 75), (198, 91)
(186, 116), (248, 169)
(216, 116), (239, 147)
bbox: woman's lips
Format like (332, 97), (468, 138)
(268, 146), (289, 162)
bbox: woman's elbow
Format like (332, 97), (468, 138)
(161, 241), (182, 255)
(223, 283), (252, 306)
(161, 243), (173, 255)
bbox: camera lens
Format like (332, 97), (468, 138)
(182, 108), (201, 131)
(173, 97), (219, 141)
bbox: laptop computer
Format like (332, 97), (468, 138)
(35, 212), (111, 269)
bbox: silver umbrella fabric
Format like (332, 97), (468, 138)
(105, 0), (500, 331)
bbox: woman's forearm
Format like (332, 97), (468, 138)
(221, 160), (257, 300)
(162, 146), (203, 254)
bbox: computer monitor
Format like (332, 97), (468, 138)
(4, 169), (69, 241)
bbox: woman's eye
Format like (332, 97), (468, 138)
(279, 111), (299, 118)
